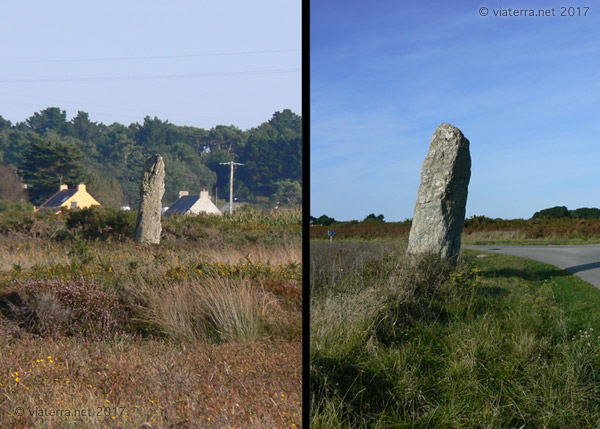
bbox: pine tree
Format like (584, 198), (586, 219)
(19, 135), (85, 205)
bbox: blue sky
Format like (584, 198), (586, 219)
(311, 1), (600, 220)
(0, 1), (301, 129)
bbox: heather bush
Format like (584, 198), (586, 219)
(0, 277), (124, 338)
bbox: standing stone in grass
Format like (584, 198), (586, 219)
(406, 123), (471, 261)
(134, 154), (165, 244)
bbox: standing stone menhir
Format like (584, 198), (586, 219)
(134, 154), (165, 244)
(406, 123), (471, 262)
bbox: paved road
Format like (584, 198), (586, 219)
(464, 244), (600, 289)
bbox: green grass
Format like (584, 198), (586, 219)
(310, 241), (600, 427)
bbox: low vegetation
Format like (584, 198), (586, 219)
(462, 216), (600, 244)
(311, 240), (600, 427)
(0, 207), (301, 427)
(310, 215), (600, 244)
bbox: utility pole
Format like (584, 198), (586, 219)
(219, 161), (243, 215)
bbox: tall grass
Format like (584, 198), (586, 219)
(126, 277), (284, 343)
(310, 241), (600, 427)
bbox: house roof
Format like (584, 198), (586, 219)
(39, 189), (77, 209)
(165, 195), (199, 216)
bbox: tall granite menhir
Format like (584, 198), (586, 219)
(134, 154), (165, 244)
(406, 123), (471, 261)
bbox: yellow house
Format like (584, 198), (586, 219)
(36, 183), (101, 213)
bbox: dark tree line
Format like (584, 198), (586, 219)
(0, 107), (302, 207)
(309, 212), (386, 226)
(532, 206), (600, 219)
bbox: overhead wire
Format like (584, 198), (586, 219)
(0, 49), (301, 64)
(0, 68), (300, 84)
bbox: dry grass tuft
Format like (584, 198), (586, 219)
(127, 278), (270, 344)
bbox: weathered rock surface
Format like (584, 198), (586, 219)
(406, 123), (471, 261)
(134, 154), (165, 244)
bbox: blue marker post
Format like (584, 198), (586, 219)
(328, 230), (335, 244)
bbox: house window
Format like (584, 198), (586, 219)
(71, 201), (78, 208)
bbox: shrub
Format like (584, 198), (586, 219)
(0, 200), (34, 213)
(65, 206), (137, 240)
(0, 277), (124, 338)
(463, 215), (498, 227)
(0, 210), (35, 234)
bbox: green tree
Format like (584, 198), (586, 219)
(2, 106), (301, 208)
(162, 152), (216, 204)
(268, 109), (302, 135)
(0, 115), (11, 131)
(273, 179), (302, 206)
(313, 214), (336, 226)
(239, 110), (302, 196)
(569, 207), (600, 219)
(134, 116), (169, 146)
(85, 170), (125, 207)
(68, 111), (98, 142)
(19, 135), (86, 205)
(206, 149), (234, 196)
(102, 123), (137, 165)
(208, 124), (247, 154)
(0, 129), (36, 166)
(532, 206), (570, 219)
(25, 107), (68, 135)
(363, 213), (384, 222)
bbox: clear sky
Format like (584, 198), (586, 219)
(311, 1), (600, 221)
(0, 1), (301, 130)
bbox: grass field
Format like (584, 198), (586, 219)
(0, 207), (302, 428)
(310, 239), (600, 427)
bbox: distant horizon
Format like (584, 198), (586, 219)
(311, 203), (600, 223)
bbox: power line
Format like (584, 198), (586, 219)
(219, 161), (244, 215)
(0, 68), (300, 84)
(0, 49), (301, 64)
